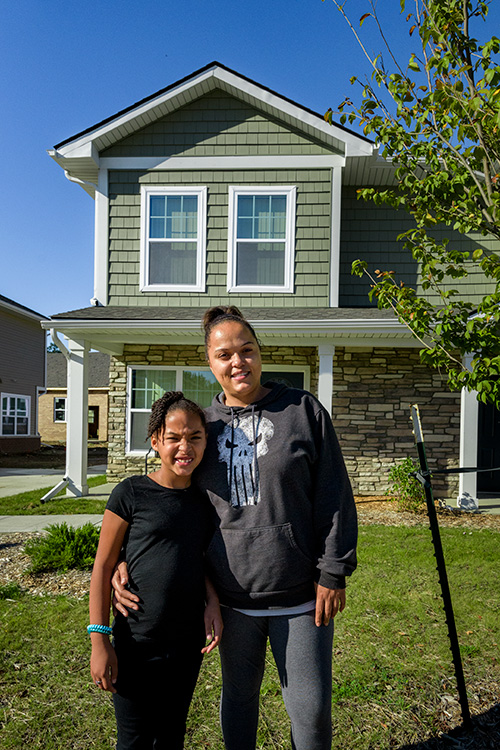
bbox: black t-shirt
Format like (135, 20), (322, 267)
(106, 476), (214, 643)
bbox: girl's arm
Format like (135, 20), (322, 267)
(202, 575), (223, 655)
(89, 509), (129, 693)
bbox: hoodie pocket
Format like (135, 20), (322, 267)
(206, 523), (313, 595)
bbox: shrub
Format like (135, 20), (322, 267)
(0, 582), (23, 599)
(387, 456), (426, 512)
(25, 522), (100, 573)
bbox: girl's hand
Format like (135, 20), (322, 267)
(90, 638), (118, 693)
(202, 577), (223, 654)
(111, 560), (139, 616)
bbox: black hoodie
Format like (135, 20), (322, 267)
(198, 383), (358, 609)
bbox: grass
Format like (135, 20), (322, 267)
(0, 524), (499, 748)
(0, 475), (108, 515)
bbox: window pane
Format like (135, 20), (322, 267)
(149, 241), (197, 285)
(130, 412), (151, 451)
(262, 371), (304, 389)
(17, 418), (28, 435)
(236, 242), (285, 286)
(237, 195), (286, 240)
(131, 369), (176, 409)
(182, 371), (220, 407)
(2, 417), (14, 434)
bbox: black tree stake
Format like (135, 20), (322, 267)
(410, 404), (472, 730)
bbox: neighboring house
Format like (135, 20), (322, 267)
(42, 61), (499, 500)
(0, 294), (48, 454)
(38, 352), (110, 443)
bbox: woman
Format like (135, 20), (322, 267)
(114, 306), (358, 750)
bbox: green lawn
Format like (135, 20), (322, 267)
(0, 475), (108, 515)
(0, 524), (498, 748)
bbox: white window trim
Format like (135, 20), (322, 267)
(126, 365), (215, 455)
(1, 392), (31, 436)
(261, 365), (310, 391)
(140, 185), (207, 292)
(53, 397), (67, 423)
(227, 185), (296, 293)
(126, 364), (310, 456)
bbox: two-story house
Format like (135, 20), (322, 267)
(42, 62), (499, 502)
(0, 294), (48, 454)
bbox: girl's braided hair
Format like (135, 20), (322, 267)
(202, 305), (261, 358)
(147, 391), (206, 440)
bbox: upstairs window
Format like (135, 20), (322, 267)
(227, 186), (296, 293)
(140, 186), (207, 292)
(1, 394), (30, 436)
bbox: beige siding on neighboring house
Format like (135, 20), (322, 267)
(38, 389), (109, 443)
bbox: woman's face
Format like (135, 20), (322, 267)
(207, 321), (264, 407)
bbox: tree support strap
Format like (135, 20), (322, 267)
(410, 404), (472, 731)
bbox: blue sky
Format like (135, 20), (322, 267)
(1, 0), (498, 318)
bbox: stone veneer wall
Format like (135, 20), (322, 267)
(107, 343), (318, 481)
(332, 347), (461, 498)
(107, 343), (460, 498)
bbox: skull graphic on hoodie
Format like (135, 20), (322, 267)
(217, 412), (274, 506)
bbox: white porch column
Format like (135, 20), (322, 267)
(458, 354), (478, 509)
(66, 338), (89, 496)
(318, 344), (335, 416)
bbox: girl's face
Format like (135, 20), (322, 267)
(150, 409), (207, 488)
(207, 320), (264, 407)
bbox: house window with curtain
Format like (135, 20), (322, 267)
(227, 186), (296, 292)
(1, 393), (30, 435)
(127, 365), (309, 454)
(127, 367), (221, 453)
(140, 186), (207, 292)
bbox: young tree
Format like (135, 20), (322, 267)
(325, 0), (500, 406)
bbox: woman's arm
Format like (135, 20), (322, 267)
(89, 509), (129, 693)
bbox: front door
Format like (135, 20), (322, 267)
(477, 401), (500, 492)
(88, 405), (99, 440)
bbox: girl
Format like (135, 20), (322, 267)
(89, 391), (222, 750)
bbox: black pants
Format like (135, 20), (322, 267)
(112, 633), (204, 750)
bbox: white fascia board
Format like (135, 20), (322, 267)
(100, 155), (346, 170)
(52, 65), (374, 158)
(52, 141), (100, 163)
(0, 299), (48, 323)
(42, 317), (408, 335)
(53, 68), (218, 156)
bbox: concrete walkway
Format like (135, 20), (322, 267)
(0, 468), (115, 532)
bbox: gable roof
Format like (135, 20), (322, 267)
(0, 294), (49, 322)
(48, 62), (375, 193)
(47, 351), (110, 388)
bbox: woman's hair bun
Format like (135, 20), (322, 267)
(202, 305), (243, 332)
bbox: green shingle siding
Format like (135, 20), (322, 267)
(107, 168), (332, 308)
(339, 187), (498, 307)
(101, 90), (340, 159)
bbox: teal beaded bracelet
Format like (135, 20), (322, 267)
(87, 624), (112, 635)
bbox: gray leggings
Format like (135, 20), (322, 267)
(219, 607), (334, 750)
